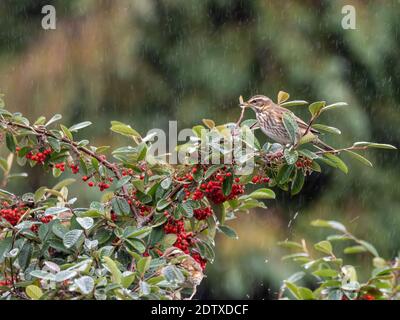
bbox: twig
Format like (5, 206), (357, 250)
(2, 120), (142, 223)
(315, 145), (368, 155)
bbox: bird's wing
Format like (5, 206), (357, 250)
(277, 105), (319, 134)
(296, 116), (319, 134)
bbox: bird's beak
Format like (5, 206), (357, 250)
(240, 102), (250, 109)
(239, 95), (247, 108)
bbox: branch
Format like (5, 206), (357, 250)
(2, 120), (142, 223)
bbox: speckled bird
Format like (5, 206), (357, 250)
(242, 95), (333, 151)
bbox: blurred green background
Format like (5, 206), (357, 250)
(0, 0), (399, 299)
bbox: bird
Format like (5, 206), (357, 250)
(241, 95), (334, 151)
(162, 247), (204, 300)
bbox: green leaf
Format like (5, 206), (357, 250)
(321, 102), (348, 113)
(240, 119), (258, 128)
(76, 217), (94, 230)
(291, 170), (305, 196)
(314, 240), (333, 255)
(308, 101), (326, 117)
(311, 220), (347, 233)
(121, 272), (136, 289)
(298, 287), (315, 300)
(247, 188), (275, 200)
(5, 133), (16, 152)
(44, 207), (69, 216)
(178, 202), (194, 218)
(192, 125), (206, 137)
(280, 100), (308, 107)
(298, 149), (318, 159)
(47, 137), (61, 152)
(343, 246), (367, 254)
(137, 256), (151, 276)
(282, 112), (299, 144)
(357, 240), (379, 257)
(63, 229), (84, 249)
(204, 164), (224, 179)
(34, 186), (47, 202)
(284, 281), (301, 299)
(103, 256), (122, 284)
(312, 124), (341, 135)
(324, 153), (348, 174)
(74, 276), (95, 294)
(156, 199), (170, 211)
(344, 150), (373, 167)
(111, 198), (131, 216)
(45, 114), (62, 127)
(219, 225), (238, 239)
(123, 226), (152, 239)
(222, 174), (233, 196)
(160, 177), (172, 190)
(26, 285), (43, 300)
(115, 176), (131, 189)
(312, 269), (339, 278)
(276, 164), (294, 184)
(284, 149), (298, 165)
(277, 241), (303, 250)
(0, 238), (15, 262)
(353, 141), (397, 150)
(69, 121), (92, 132)
(60, 125), (73, 140)
(18, 242), (33, 271)
(110, 121), (141, 138)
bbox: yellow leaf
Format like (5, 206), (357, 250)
(202, 119), (215, 129)
(26, 285), (43, 300)
(278, 91), (290, 104)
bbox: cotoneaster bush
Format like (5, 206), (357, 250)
(0, 91), (395, 300)
(279, 220), (400, 300)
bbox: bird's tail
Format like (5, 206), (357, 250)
(313, 139), (335, 152)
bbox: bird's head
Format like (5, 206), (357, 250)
(241, 95), (273, 113)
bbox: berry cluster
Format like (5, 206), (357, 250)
(0, 279), (12, 287)
(69, 163), (79, 174)
(193, 207), (213, 220)
(251, 175), (270, 184)
(191, 253), (207, 270)
(84, 176), (112, 191)
(24, 148), (52, 164)
(97, 181), (110, 191)
(164, 218), (193, 254)
(0, 204), (25, 226)
(296, 158), (313, 169)
(203, 179), (245, 205)
(54, 162), (66, 172)
(176, 166), (245, 204)
(30, 215), (53, 232)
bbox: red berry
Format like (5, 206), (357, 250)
(88, 182), (95, 187)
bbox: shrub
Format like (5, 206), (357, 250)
(0, 91), (395, 300)
(279, 220), (400, 300)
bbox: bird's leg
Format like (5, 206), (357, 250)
(186, 287), (197, 300)
(249, 123), (259, 130)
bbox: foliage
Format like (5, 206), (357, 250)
(279, 220), (400, 300)
(0, 91), (395, 299)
